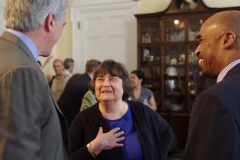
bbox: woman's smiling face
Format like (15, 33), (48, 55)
(130, 73), (142, 88)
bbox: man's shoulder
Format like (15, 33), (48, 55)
(67, 73), (90, 84)
(0, 31), (15, 41)
(0, 55), (40, 79)
(71, 73), (89, 78)
(67, 73), (82, 82)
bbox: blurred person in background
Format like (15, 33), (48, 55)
(80, 90), (97, 112)
(58, 59), (101, 127)
(129, 70), (157, 111)
(49, 58), (71, 101)
(64, 58), (74, 76)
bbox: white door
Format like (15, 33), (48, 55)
(72, 1), (138, 73)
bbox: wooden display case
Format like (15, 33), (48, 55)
(135, 0), (240, 150)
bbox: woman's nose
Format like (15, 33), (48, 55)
(102, 79), (110, 87)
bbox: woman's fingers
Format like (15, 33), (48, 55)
(115, 136), (125, 142)
(114, 131), (124, 138)
(110, 127), (121, 134)
(98, 127), (126, 150)
(115, 143), (124, 147)
(98, 127), (103, 134)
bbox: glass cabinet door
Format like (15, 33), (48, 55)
(163, 20), (185, 42)
(137, 16), (214, 112)
(139, 47), (160, 87)
(188, 19), (205, 41)
(138, 46), (161, 106)
(163, 45), (185, 111)
(139, 23), (160, 43)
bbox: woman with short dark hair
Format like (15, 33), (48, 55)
(69, 59), (172, 160)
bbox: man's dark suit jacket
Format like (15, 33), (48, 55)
(58, 73), (91, 127)
(185, 64), (240, 160)
(0, 31), (71, 160)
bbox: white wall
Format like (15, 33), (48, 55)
(138, 0), (240, 13)
(203, 0), (240, 8)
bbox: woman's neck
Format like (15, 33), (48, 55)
(133, 85), (142, 99)
(133, 84), (141, 91)
(99, 100), (128, 120)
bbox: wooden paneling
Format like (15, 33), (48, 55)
(159, 112), (190, 150)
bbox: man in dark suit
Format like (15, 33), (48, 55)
(58, 59), (101, 127)
(0, 0), (71, 160)
(185, 10), (240, 160)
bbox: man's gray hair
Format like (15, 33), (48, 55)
(64, 58), (74, 69)
(4, 0), (70, 31)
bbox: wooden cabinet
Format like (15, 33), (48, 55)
(135, 0), (238, 112)
(135, 0), (240, 150)
(160, 112), (190, 150)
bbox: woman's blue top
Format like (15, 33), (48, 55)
(104, 101), (143, 160)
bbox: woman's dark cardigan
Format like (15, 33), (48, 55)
(69, 100), (173, 160)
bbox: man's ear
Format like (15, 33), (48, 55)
(45, 13), (55, 32)
(92, 69), (96, 74)
(223, 31), (236, 49)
